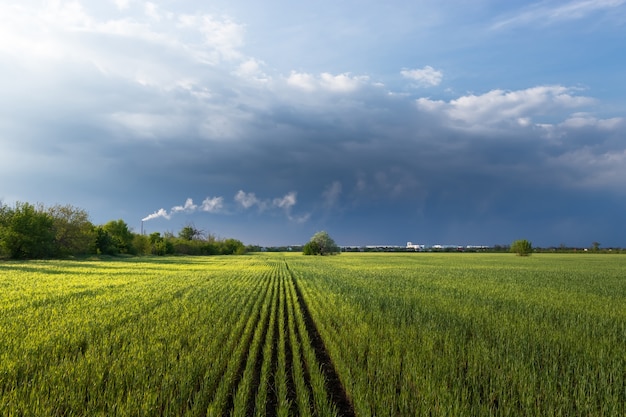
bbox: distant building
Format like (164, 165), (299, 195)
(406, 242), (425, 251)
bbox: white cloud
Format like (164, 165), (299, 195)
(144, 2), (161, 21)
(273, 191), (310, 223)
(492, 0), (626, 29)
(286, 71), (369, 93)
(401, 66), (443, 87)
(560, 114), (623, 130)
(273, 192), (297, 209)
(236, 190), (296, 211)
(108, 112), (188, 138)
(552, 148), (626, 189)
(234, 190), (307, 222)
(417, 85), (594, 129)
(0, 2), (246, 74)
(201, 196), (224, 213)
(319, 72), (369, 92)
(415, 97), (445, 112)
(235, 190), (261, 209)
(322, 181), (342, 207)
(177, 13), (245, 62)
(286, 71), (317, 91)
(113, 0), (132, 11)
(171, 198), (197, 213)
(235, 58), (270, 83)
(290, 213), (311, 224)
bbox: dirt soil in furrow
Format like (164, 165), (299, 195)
(287, 263), (356, 417)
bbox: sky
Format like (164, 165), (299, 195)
(1, 0), (625, 247)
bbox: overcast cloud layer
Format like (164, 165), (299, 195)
(1, 0), (625, 247)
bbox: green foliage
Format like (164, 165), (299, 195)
(169, 226), (245, 255)
(178, 224), (204, 241)
(511, 239), (533, 256)
(303, 240), (320, 255)
(147, 232), (175, 256)
(0, 201), (246, 259)
(92, 226), (117, 255)
(303, 231), (340, 255)
(47, 204), (95, 257)
(102, 219), (134, 254)
(219, 238), (246, 255)
(132, 234), (151, 256)
(0, 202), (56, 259)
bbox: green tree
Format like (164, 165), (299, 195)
(47, 204), (95, 256)
(132, 233), (151, 256)
(510, 239), (533, 256)
(302, 240), (320, 255)
(179, 224), (204, 241)
(0, 202), (56, 259)
(148, 232), (174, 255)
(303, 231), (340, 255)
(93, 226), (117, 255)
(219, 238), (246, 255)
(102, 219), (134, 254)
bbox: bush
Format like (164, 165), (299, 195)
(511, 239), (533, 256)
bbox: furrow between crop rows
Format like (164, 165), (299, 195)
(185, 269), (269, 415)
(205, 268), (274, 416)
(275, 264), (294, 417)
(284, 263), (315, 417)
(284, 261), (356, 417)
(230, 267), (276, 416)
(253, 265), (280, 417)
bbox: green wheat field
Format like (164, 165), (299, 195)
(1, 253), (624, 416)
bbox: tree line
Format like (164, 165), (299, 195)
(0, 201), (245, 260)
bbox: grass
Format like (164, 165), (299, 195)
(289, 253), (626, 416)
(0, 253), (624, 416)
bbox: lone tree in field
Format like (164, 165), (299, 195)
(303, 231), (340, 255)
(510, 239), (532, 256)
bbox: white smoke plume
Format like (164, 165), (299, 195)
(142, 196), (223, 221)
(143, 191), (309, 223)
(142, 208), (170, 221)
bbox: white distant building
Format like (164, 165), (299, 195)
(406, 242), (425, 251)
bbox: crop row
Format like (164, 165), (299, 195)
(287, 253), (626, 416)
(1, 253), (624, 416)
(0, 257), (354, 416)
